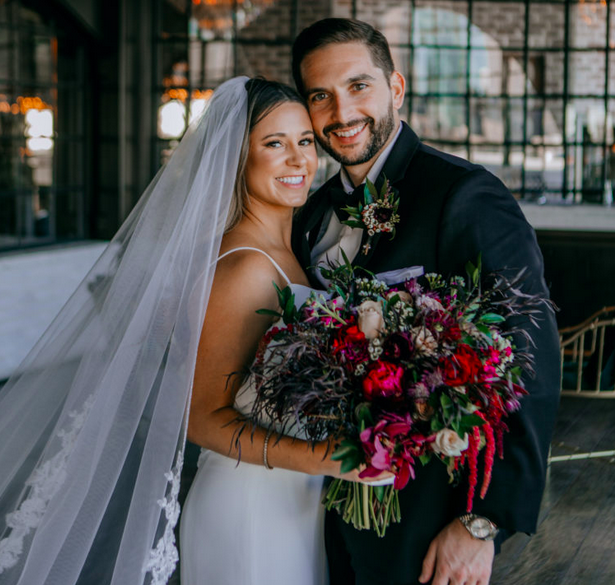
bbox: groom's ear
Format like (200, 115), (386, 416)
(390, 71), (406, 110)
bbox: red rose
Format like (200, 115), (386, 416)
(333, 321), (368, 364)
(441, 344), (483, 386)
(338, 324), (366, 346)
(363, 361), (405, 400)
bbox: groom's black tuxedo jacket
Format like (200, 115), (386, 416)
(292, 123), (561, 584)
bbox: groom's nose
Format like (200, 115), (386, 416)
(330, 92), (356, 126)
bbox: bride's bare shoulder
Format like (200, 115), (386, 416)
(212, 245), (281, 302)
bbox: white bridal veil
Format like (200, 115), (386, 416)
(0, 76), (249, 585)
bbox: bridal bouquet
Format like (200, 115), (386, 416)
(247, 256), (539, 537)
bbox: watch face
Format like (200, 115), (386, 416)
(470, 517), (493, 539)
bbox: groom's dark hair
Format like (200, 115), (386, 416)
(292, 18), (395, 96)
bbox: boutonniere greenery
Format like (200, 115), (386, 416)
(341, 176), (400, 255)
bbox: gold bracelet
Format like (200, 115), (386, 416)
(263, 429), (274, 470)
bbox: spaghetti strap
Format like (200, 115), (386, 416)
(217, 246), (292, 286)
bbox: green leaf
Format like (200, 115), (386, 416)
(364, 178), (377, 204)
(479, 313), (506, 324)
(355, 402), (374, 426)
(460, 413), (486, 428)
(340, 451), (363, 474)
(342, 220), (365, 230)
(374, 485), (385, 502)
(331, 441), (359, 461)
(379, 176), (389, 199)
(255, 308), (283, 318)
(419, 454), (431, 466)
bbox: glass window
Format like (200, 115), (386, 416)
(147, 0), (615, 204)
(0, 3), (86, 251)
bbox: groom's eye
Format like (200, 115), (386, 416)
(311, 93), (327, 103)
(352, 83), (368, 91)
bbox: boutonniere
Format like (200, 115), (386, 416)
(341, 176), (400, 255)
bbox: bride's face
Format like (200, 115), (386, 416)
(244, 102), (318, 210)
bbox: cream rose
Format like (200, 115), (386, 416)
(411, 326), (438, 356)
(357, 300), (384, 340)
(416, 295), (444, 312)
(386, 290), (412, 304)
(432, 429), (469, 457)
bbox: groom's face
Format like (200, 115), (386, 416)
(299, 42), (404, 167)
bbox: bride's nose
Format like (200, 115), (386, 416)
(286, 145), (306, 167)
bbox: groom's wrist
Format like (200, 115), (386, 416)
(458, 514), (499, 541)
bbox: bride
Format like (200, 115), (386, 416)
(0, 77), (382, 585)
(180, 78), (370, 584)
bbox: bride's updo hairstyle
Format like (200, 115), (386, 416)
(226, 77), (307, 232)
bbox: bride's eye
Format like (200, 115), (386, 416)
(265, 140), (283, 148)
(299, 138), (314, 146)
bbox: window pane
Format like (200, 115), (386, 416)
(356, 1), (411, 43)
(55, 189), (83, 239)
(391, 46), (410, 79)
(567, 98), (606, 144)
(541, 51), (565, 96)
(413, 1), (468, 47)
(609, 51), (615, 94)
(470, 49), (526, 97)
(236, 43), (291, 84)
(19, 34), (55, 84)
(569, 51), (606, 96)
(527, 98), (565, 145)
(470, 145), (523, 193)
(471, 2), (525, 49)
(570, 1), (608, 49)
(529, 2), (565, 49)
(525, 144), (565, 200)
(411, 96), (467, 141)
(413, 47), (467, 95)
(330, 1), (354, 20)
(423, 141), (468, 161)
(470, 97), (508, 144)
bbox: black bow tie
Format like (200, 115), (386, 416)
(329, 183), (365, 222)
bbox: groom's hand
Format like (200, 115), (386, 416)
(418, 519), (494, 585)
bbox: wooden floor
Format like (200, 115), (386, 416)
(491, 396), (615, 585)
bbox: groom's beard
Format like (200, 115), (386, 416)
(316, 103), (395, 167)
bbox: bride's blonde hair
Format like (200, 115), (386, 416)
(226, 78), (307, 232)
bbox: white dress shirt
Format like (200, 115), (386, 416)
(311, 123), (403, 285)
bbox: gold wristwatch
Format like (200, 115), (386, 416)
(458, 514), (499, 541)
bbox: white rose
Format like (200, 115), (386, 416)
(357, 300), (384, 340)
(411, 327), (438, 355)
(432, 429), (469, 457)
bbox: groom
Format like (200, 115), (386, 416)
(291, 18), (561, 585)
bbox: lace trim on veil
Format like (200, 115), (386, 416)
(144, 447), (184, 585)
(0, 395), (96, 573)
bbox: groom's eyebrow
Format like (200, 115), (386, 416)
(305, 74), (377, 95)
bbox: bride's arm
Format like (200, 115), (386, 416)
(187, 251), (340, 477)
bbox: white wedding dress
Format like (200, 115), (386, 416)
(180, 248), (328, 585)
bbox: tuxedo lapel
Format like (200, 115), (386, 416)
(381, 123), (420, 184)
(351, 124), (421, 270)
(292, 176), (341, 280)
